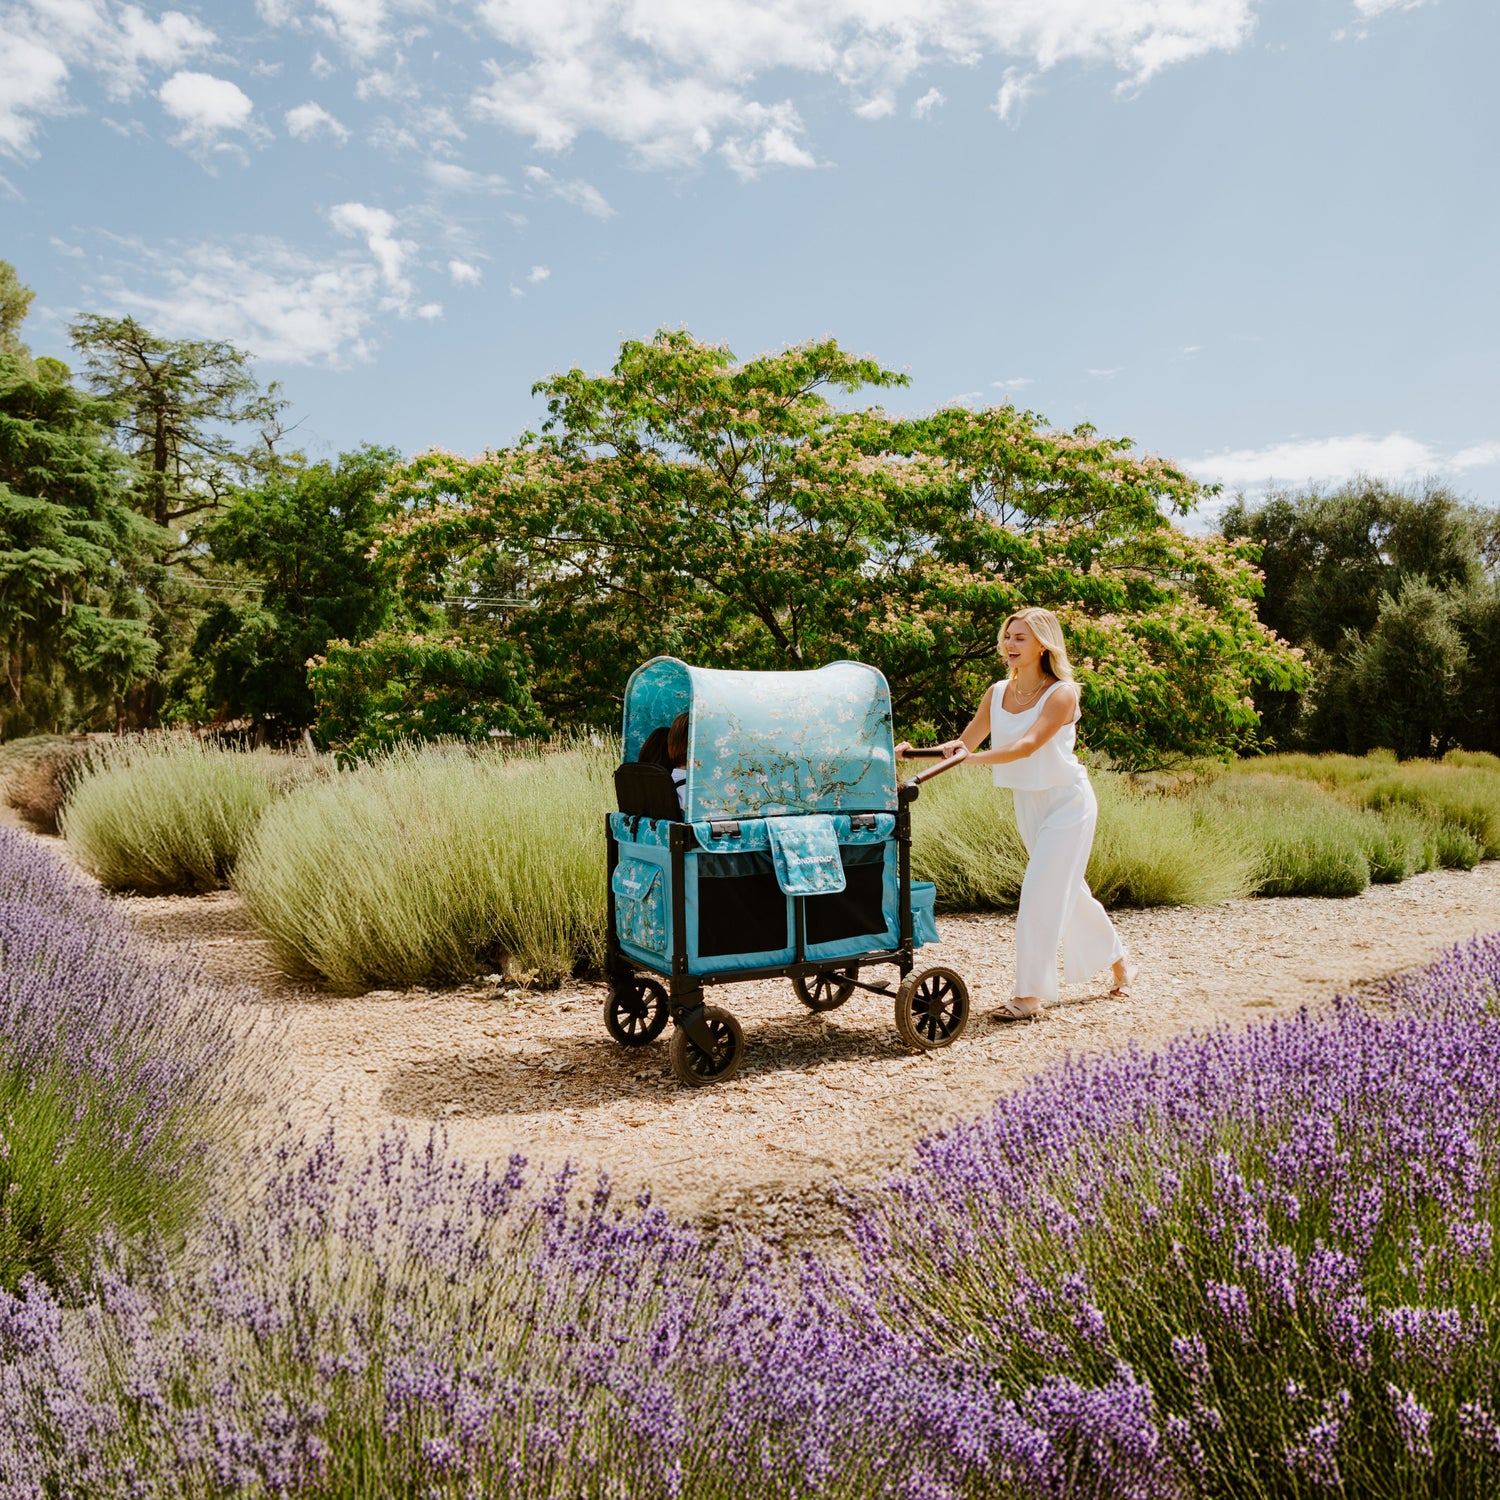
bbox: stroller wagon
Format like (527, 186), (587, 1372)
(605, 657), (972, 1087)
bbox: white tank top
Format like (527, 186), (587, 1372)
(989, 680), (1087, 791)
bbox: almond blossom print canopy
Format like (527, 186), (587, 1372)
(621, 657), (898, 822)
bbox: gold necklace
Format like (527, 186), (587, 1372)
(1007, 674), (1051, 708)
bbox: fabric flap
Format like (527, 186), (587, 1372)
(765, 815), (846, 896)
(611, 858), (663, 903)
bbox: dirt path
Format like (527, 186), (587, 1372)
(106, 856), (1500, 1240)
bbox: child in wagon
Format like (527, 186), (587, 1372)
(637, 713), (690, 813)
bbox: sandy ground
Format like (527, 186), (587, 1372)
(99, 852), (1500, 1240)
(8, 796), (1498, 1237)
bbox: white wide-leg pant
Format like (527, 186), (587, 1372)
(1011, 777), (1124, 1003)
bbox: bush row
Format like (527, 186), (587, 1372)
(48, 740), (1500, 992)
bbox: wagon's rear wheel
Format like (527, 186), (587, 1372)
(894, 966), (969, 1051)
(668, 1007), (744, 1087)
(604, 977), (669, 1047)
(792, 967), (857, 1012)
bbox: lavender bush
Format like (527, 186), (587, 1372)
(0, 910), (1497, 1495)
(0, 828), (248, 1288)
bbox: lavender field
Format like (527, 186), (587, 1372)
(3, 826), (1500, 1496)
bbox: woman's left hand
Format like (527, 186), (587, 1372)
(939, 739), (966, 758)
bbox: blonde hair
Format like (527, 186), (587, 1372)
(999, 608), (1075, 682)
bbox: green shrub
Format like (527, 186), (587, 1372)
(234, 742), (611, 990)
(61, 738), (305, 892)
(1444, 748), (1500, 770)
(910, 768), (1255, 912)
(1357, 767), (1500, 858)
(0, 734), (89, 832)
(1206, 775), (1374, 897)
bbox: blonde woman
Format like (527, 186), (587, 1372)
(896, 608), (1136, 1020)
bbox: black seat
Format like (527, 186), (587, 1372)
(614, 762), (682, 821)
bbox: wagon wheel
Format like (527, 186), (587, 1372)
(604, 977), (669, 1047)
(792, 967), (857, 1012)
(894, 966), (969, 1051)
(668, 1007), (745, 1087)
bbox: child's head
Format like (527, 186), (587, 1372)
(637, 725), (672, 768)
(667, 712), (689, 768)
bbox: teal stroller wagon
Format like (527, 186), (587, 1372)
(605, 657), (971, 1087)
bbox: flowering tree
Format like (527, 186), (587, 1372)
(365, 331), (1304, 766)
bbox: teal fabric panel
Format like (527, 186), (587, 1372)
(766, 815), (846, 896)
(911, 880), (941, 949)
(622, 657), (897, 821)
(612, 856), (668, 955)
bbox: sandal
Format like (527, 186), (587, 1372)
(1108, 963), (1140, 999)
(987, 997), (1042, 1023)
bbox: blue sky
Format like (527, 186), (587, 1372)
(3, 0), (1496, 519)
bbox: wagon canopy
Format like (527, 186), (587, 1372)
(622, 657), (897, 822)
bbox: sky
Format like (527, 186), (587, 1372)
(3, 0), (1497, 521)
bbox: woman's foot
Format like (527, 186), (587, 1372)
(1108, 956), (1139, 998)
(988, 996), (1042, 1022)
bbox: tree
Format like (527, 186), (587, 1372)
(0, 263), (35, 360)
(68, 315), (288, 534)
(367, 330), (1304, 766)
(308, 630), (545, 758)
(192, 446), (399, 735)
(0, 323), (159, 734)
(1223, 480), (1497, 753)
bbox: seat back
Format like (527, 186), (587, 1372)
(614, 762), (682, 822)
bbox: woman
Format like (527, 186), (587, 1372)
(896, 608), (1136, 1020)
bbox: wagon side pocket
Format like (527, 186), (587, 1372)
(612, 857), (667, 954)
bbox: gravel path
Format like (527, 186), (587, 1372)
(107, 856), (1500, 1240)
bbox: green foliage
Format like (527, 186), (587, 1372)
(0, 311), (161, 736)
(60, 737), (307, 892)
(309, 628), (547, 758)
(69, 314), (287, 531)
(194, 446), (399, 733)
(234, 743), (611, 989)
(1223, 480), (1500, 754)
(375, 330), (1304, 768)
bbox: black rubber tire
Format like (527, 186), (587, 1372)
(894, 966), (970, 1051)
(668, 1006), (745, 1087)
(791, 967), (857, 1012)
(604, 977), (669, 1047)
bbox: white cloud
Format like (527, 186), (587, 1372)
(1087, 366), (1121, 378)
(470, 0), (1256, 168)
(448, 258), (482, 285)
(993, 66), (1035, 125)
(911, 87), (944, 119)
(285, 100), (348, 140)
(328, 201), (415, 303)
(1186, 432), (1500, 491)
(158, 70), (257, 147)
(526, 263), (548, 282)
(1352, 0), (1434, 15)
(425, 159), (507, 193)
(522, 163), (614, 218)
(257, 0), (396, 59)
(992, 376), (1032, 389)
(416, 300), (442, 318)
(102, 237), (387, 363)
(0, 0), (213, 156)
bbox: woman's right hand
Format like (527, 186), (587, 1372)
(894, 740), (913, 761)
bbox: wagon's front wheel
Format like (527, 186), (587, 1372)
(895, 967), (969, 1050)
(791, 967), (856, 1012)
(604, 977), (669, 1047)
(669, 1007), (744, 1087)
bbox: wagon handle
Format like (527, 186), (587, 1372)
(906, 746), (969, 785)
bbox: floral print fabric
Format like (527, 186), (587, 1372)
(622, 657), (897, 822)
(611, 858), (667, 954)
(765, 815), (847, 896)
